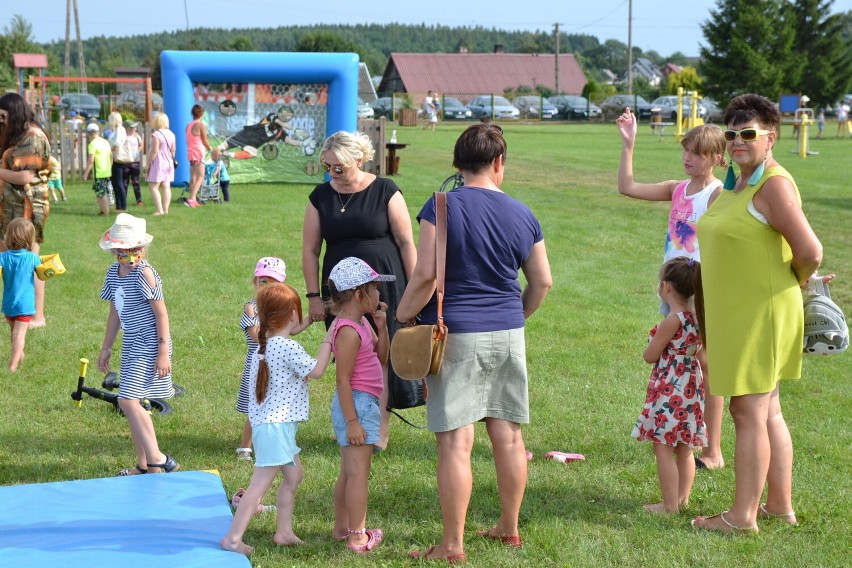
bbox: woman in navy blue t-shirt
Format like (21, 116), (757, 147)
(397, 123), (552, 563)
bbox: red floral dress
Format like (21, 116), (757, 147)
(632, 311), (707, 448)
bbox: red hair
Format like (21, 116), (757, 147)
(255, 283), (303, 403)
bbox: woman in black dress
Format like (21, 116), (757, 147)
(302, 131), (417, 449)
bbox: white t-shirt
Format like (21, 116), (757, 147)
(248, 336), (316, 426)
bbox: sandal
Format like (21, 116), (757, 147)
(545, 451), (586, 463)
(117, 464), (147, 476)
(347, 528), (383, 553)
(476, 528), (522, 548)
(409, 546), (467, 564)
(758, 503), (798, 525)
(147, 454), (180, 473)
(691, 511), (759, 534)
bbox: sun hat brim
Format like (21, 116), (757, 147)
(99, 229), (154, 250)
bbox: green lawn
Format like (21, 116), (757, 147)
(0, 121), (849, 567)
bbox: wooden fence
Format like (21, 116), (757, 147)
(44, 121), (151, 182)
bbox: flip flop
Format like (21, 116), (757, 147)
(691, 511), (759, 534)
(545, 451), (585, 463)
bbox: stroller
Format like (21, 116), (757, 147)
(198, 160), (222, 204)
(177, 157), (221, 205)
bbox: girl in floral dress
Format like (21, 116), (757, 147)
(632, 257), (706, 514)
(617, 109), (727, 471)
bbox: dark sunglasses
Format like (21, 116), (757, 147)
(724, 128), (770, 142)
(320, 162), (346, 174)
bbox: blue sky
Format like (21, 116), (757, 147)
(5, 0), (852, 58)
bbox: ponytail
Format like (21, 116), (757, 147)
(692, 261), (706, 349)
(255, 318), (270, 403)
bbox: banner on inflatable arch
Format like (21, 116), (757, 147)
(160, 51), (359, 186)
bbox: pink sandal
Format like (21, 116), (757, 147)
(545, 451), (586, 463)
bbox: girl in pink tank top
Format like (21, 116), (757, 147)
(326, 257), (395, 553)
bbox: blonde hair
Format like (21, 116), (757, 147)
(153, 112), (170, 130)
(5, 218), (35, 250)
(681, 124), (728, 168)
(320, 131), (375, 167)
(107, 111), (123, 131)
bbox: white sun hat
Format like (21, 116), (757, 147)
(99, 213), (154, 250)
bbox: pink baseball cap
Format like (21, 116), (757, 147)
(254, 257), (286, 282)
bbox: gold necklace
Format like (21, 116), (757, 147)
(336, 190), (356, 212)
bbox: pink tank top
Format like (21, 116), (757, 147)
(331, 317), (384, 399)
(185, 119), (204, 162)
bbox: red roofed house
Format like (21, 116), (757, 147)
(377, 51), (587, 102)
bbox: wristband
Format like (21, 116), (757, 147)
(306, 292), (321, 298)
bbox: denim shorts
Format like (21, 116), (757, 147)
(331, 390), (381, 447)
(252, 421), (300, 467)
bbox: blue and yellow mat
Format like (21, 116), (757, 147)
(0, 470), (250, 567)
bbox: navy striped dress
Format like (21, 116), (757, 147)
(236, 298), (258, 414)
(100, 260), (173, 400)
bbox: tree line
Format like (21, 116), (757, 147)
(2, 0), (849, 110)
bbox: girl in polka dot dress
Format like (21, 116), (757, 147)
(632, 257), (706, 514)
(235, 257), (310, 462)
(327, 257), (394, 554)
(220, 282), (333, 556)
(97, 214), (178, 476)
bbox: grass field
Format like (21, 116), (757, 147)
(0, 120), (849, 567)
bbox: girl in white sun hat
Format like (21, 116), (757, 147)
(97, 213), (179, 476)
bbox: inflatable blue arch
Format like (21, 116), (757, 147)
(160, 50), (359, 185)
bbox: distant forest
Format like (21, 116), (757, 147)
(36, 23), (691, 89)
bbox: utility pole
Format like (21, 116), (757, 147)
(553, 22), (561, 95)
(627, 0), (633, 94)
(64, 0), (71, 92)
(64, 0), (86, 92)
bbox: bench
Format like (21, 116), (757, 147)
(650, 121), (676, 141)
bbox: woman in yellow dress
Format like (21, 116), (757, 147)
(693, 94), (824, 533)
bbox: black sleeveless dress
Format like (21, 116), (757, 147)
(308, 177), (424, 409)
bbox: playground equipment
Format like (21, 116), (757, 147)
(71, 358), (184, 417)
(675, 87), (704, 139)
(792, 108), (819, 158)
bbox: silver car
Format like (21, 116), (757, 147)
(466, 95), (520, 120)
(650, 95), (707, 121)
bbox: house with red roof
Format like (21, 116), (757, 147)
(377, 50), (588, 102)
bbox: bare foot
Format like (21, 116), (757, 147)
(220, 538), (254, 556)
(331, 530), (348, 541)
(643, 502), (678, 515)
(273, 532), (304, 546)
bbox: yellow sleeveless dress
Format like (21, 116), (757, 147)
(696, 166), (803, 396)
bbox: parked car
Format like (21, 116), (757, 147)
(59, 93), (101, 118)
(117, 90), (163, 113)
(466, 95), (520, 120)
(599, 94), (654, 121)
(701, 97), (724, 123)
(650, 95), (707, 121)
(512, 95), (559, 119)
(441, 96), (472, 120)
(369, 97), (394, 119)
(357, 97), (375, 119)
(549, 95), (602, 120)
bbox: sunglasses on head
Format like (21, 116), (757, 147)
(724, 128), (771, 142)
(320, 162), (346, 174)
